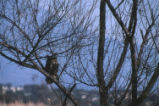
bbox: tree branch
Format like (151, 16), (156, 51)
(137, 64), (159, 105)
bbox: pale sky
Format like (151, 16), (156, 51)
(0, 56), (45, 85)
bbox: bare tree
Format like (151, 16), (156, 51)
(67, 0), (159, 106)
(0, 0), (97, 105)
(1, 0), (159, 106)
(101, 0), (159, 106)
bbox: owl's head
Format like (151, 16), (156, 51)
(47, 53), (57, 59)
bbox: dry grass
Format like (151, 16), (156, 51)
(0, 101), (48, 106)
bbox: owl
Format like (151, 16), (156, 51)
(45, 55), (58, 84)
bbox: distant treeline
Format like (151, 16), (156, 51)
(0, 84), (56, 104)
(0, 84), (99, 106)
(0, 84), (159, 106)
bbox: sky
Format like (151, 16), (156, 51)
(0, 56), (45, 85)
(0, 56), (90, 89)
(0, 0), (99, 87)
(0, 56), (97, 90)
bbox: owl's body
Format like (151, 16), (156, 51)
(45, 55), (58, 84)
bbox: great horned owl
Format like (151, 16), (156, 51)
(45, 54), (58, 84)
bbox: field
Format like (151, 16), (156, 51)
(0, 102), (48, 106)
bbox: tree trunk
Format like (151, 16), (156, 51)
(129, 37), (138, 106)
(97, 0), (107, 106)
